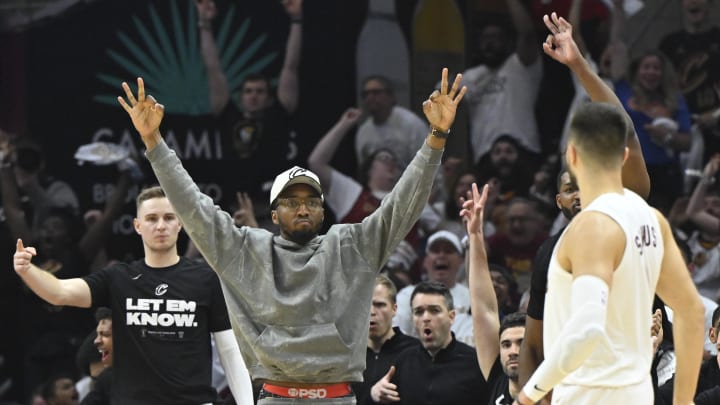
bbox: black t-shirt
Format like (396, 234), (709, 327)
(486, 357), (513, 405)
(390, 337), (488, 405)
(659, 27), (720, 115)
(526, 230), (564, 320)
(219, 101), (297, 201)
(83, 257), (231, 405)
(352, 327), (419, 405)
(80, 367), (112, 405)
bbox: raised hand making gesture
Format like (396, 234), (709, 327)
(422, 68), (467, 134)
(117, 78), (165, 150)
(460, 183), (490, 238)
(542, 12), (583, 68)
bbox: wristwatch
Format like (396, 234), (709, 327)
(430, 126), (450, 139)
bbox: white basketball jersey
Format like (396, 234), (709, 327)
(544, 189), (664, 387)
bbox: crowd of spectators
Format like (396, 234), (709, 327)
(2, 0), (720, 403)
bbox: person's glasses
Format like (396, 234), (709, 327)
(276, 197), (323, 211)
(361, 88), (387, 98)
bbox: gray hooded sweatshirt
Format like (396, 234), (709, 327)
(146, 139), (441, 384)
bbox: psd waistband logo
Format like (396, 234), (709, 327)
(287, 388), (327, 399)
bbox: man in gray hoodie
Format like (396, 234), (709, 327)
(118, 68), (466, 404)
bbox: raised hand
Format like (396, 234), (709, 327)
(651, 308), (663, 355)
(460, 183), (489, 236)
(118, 78), (165, 141)
(340, 107), (363, 126)
(14, 239), (37, 275)
(422, 68), (467, 133)
(370, 366), (400, 403)
(281, 0), (302, 19)
(542, 12), (582, 67)
(702, 154), (720, 179)
(233, 192), (259, 228)
(195, 0), (217, 22)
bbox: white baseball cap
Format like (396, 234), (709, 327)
(269, 166), (324, 205)
(426, 230), (464, 255)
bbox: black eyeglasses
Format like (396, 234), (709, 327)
(361, 88), (388, 98)
(276, 197), (323, 211)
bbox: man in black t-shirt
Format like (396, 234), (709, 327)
(352, 275), (418, 405)
(463, 182), (529, 404)
(14, 187), (253, 405)
(370, 282), (487, 405)
(197, 0), (302, 205)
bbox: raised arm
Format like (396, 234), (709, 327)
(0, 156), (31, 242)
(461, 182), (499, 379)
(508, 0), (540, 66)
(78, 171), (132, 264)
(607, 0), (628, 82)
(686, 155), (720, 235)
(654, 211), (705, 405)
(277, 0), (302, 114)
(567, 0), (588, 56)
(307, 108), (362, 189)
(353, 68), (467, 270)
(13, 239), (91, 308)
(196, 0), (230, 115)
(543, 12), (649, 198)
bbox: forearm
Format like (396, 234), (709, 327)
(507, 0), (538, 64)
(199, 24), (230, 115)
(1, 167), (30, 240)
(142, 130), (164, 152)
(522, 276), (608, 402)
(518, 316), (544, 387)
(145, 138), (242, 273)
(307, 119), (354, 185)
(664, 131), (691, 152)
(356, 141), (442, 269)
(670, 302), (705, 404)
(425, 132), (447, 150)
(214, 330), (254, 405)
(568, 57), (621, 107)
(468, 234), (498, 316)
(609, 2), (626, 46)
(608, 5), (628, 82)
(79, 175), (131, 262)
(468, 232), (501, 376)
(277, 22), (302, 113)
(568, 0), (588, 55)
(687, 176), (711, 217)
(18, 265), (90, 307)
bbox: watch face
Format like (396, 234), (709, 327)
(432, 127), (449, 138)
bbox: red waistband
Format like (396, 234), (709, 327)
(262, 383), (352, 399)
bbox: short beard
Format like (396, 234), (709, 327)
(286, 228), (318, 245)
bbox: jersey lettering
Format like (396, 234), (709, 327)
(634, 224), (658, 255)
(125, 298), (199, 327)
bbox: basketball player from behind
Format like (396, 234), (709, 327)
(513, 13), (705, 405)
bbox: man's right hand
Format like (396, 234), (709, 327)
(542, 12), (583, 68)
(118, 78), (165, 145)
(370, 366), (400, 403)
(195, 0), (217, 22)
(422, 68), (466, 133)
(282, 0), (302, 19)
(14, 239), (36, 275)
